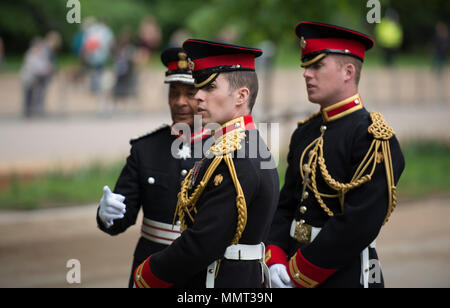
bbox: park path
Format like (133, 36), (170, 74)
(0, 195), (449, 288)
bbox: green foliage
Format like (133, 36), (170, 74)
(1, 0), (448, 56)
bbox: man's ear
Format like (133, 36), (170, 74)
(343, 62), (356, 83)
(235, 87), (250, 107)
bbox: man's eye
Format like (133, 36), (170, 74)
(206, 84), (215, 90)
(313, 63), (322, 69)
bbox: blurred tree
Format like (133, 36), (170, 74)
(0, 0), (448, 57)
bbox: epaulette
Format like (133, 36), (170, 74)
(297, 112), (321, 126)
(368, 112), (395, 140)
(207, 128), (246, 157)
(129, 124), (169, 144)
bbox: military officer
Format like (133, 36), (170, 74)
(265, 22), (405, 288)
(133, 39), (279, 288)
(96, 47), (209, 288)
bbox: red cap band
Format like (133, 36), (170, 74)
(167, 61), (179, 71)
(303, 38), (366, 60)
(193, 53), (255, 71)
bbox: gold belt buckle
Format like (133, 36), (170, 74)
(294, 220), (312, 244)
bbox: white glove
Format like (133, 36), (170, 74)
(270, 264), (295, 288)
(98, 185), (126, 228)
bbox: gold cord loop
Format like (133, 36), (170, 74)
(174, 128), (248, 242)
(299, 112), (398, 224)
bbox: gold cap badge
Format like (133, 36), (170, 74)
(300, 36), (307, 49)
(178, 52), (188, 69)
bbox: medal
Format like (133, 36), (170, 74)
(177, 143), (191, 160)
(190, 161), (203, 188)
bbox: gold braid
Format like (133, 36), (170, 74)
(223, 154), (247, 244)
(173, 128), (248, 242)
(299, 112), (397, 224)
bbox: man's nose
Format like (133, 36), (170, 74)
(194, 89), (204, 102)
(303, 67), (312, 80)
(174, 95), (188, 107)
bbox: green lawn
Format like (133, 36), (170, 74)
(0, 161), (123, 210)
(396, 141), (450, 199)
(0, 141), (449, 210)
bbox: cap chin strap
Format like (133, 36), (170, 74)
(301, 53), (327, 68)
(194, 72), (219, 88)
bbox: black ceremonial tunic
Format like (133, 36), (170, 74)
(148, 121), (279, 288)
(267, 105), (405, 288)
(96, 125), (199, 287)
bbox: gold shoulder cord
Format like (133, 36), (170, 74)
(174, 129), (248, 244)
(299, 112), (397, 225)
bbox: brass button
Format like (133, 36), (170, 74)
(300, 206), (307, 214)
(320, 125), (327, 133)
(181, 169), (188, 177)
(299, 219), (305, 224)
(302, 191), (309, 200)
(147, 177), (155, 184)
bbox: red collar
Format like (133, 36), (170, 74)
(171, 126), (211, 144)
(321, 93), (363, 122)
(213, 115), (255, 140)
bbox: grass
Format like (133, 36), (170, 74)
(396, 141), (450, 199)
(0, 161), (123, 210)
(0, 141), (449, 210)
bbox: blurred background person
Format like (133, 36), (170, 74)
(375, 9), (403, 67)
(112, 28), (138, 104)
(168, 28), (191, 48)
(432, 21), (449, 77)
(20, 31), (61, 118)
(0, 37), (4, 70)
(81, 18), (114, 94)
(135, 16), (162, 66)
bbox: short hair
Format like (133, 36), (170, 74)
(222, 70), (259, 112)
(333, 54), (363, 86)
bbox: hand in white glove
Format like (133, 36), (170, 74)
(270, 264), (295, 288)
(98, 185), (126, 228)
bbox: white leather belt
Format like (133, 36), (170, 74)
(141, 218), (181, 246)
(206, 243), (270, 288)
(360, 240), (377, 288)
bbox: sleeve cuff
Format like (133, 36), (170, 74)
(287, 249), (337, 288)
(133, 256), (173, 288)
(265, 245), (288, 267)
